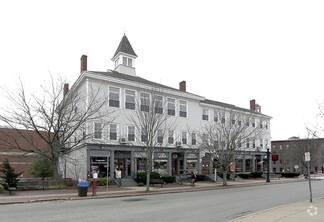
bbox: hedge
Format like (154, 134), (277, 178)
(136, 172), (161, 184)
(196, 174), (206, 181)
(280, 172), (300, 178)
(250, 172), (263, 178)
(161, 176), (175, 183)
(238, 173), (250, 179)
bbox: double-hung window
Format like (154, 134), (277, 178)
(157, 129), (163, 144)
(202, 134), (209, 146)
(168, 130), (174, 144)
(154, 95), (163, 114)
(221, 112), (225, 124)
(128, 126), (135, 142)
(202, 109), (209, 121)
(94, 123), (102, 139)
(109, 86), (120, 108)
(182, 132), (187, 145)
(140, 93), (150, 112)
(110, 124), (117, 140)
(214, 110), (218, 122)
(125, 90), (135, 110)
(167, 98), (175, 116)
(191, 133), (197, 145)
(179, 100), (187, 117)
(141, 128), (147, 142)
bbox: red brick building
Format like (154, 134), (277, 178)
(0, 127), (51, 180)
(271, 138), (324, 174)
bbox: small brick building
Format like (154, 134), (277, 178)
(0, 127), (50, 180)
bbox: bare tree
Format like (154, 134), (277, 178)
(0, 76), (112, 183)
(199, 109), (266, 185)
(127, 87), (176, 191)
(288, 136), (319, 173)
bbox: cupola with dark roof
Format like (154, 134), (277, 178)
(111, 34), (138, 76)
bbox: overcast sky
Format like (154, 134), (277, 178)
(1, 0), (323, 140)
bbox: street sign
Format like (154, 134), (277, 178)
(305, 152), (310, 162)
(294, 165), (299, 170)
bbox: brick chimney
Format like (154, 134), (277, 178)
(250, 99), (261, 113)
(250, 99), (256, 111)
(63, 83), (69, 97)
(179, 81), (186, 92)
(80, 55), (87, 74)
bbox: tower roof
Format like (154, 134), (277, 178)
(112, 34), (137, 59)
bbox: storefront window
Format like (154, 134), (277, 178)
(153, 159), (168, 175)
(90, 156), (108, 178)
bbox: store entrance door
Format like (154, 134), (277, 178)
(202, 161), (210, 175)
(114, 158), (126, 177)
(172, 159), (178, 175)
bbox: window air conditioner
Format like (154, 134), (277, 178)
(176, 141), (183, 147)
(119, 137), (128, 144)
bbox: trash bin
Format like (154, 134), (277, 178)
(78, 182), (88, 197)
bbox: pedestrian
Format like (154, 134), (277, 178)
(191, 171), (196, 187)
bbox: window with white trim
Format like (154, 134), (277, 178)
(202, 109), (209, 121)
(110, 124), (117, 140)
(214, 110), (218, 122)
(168, 130), (174, 144)
(128, 126), (135, 142)
(94, 123), (102, 139)
(154, 95), (163, 114)
(179, 100), (187, 117)
(167, 98), (175, 116)
(141, 128), (147, 142)
(182, 132), (187, 145)
(191, 132), (197, 145)
(109, 86), (120, 108)
(125, 90), (135, 110)
(157, 129), (163, 144)
(140, 93), (150, 112)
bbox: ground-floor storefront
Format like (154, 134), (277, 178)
(60, 145), (269, 180)
(85, 145), (201, 180)
(200, 151), (270, 176)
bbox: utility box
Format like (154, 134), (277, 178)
(78, 182), (89, 197)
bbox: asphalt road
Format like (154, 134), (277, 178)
(1, 180), (324, 222)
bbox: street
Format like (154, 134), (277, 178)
(1, 180), (324, 222)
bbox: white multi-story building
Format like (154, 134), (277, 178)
(59, 35), (271, 181)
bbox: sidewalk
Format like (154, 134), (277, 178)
(231, 198), (324, 221)
(0, 177), (303, 205)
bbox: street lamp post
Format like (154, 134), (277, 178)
(266, 147), (271, 183)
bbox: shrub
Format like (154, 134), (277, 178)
(238, 173), (251, 179)
(196, 174), (206, 181)
(136, 172), (147, 184)
(217, 173), (230, 179)
(0, 159), (22, 189)
(97, 177), (112, 186)
(137, 182), (145, 186)
(280, 172), (300, 178)
(250, 172), (263, 178)
(150, 172), (161, 179)
(161, 176), (176, 183)
(135, 172), (161, 184)
(0, 184), (4, 193)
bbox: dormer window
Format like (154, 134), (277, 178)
(123, 57), (133, 67)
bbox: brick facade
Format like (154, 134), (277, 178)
(0, 128), (51, 180)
